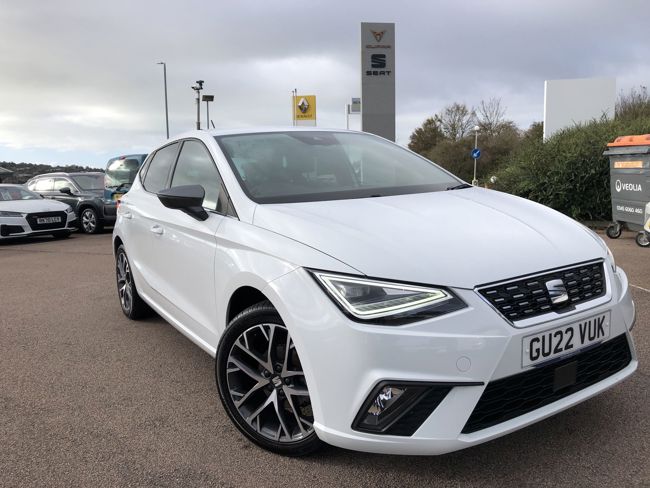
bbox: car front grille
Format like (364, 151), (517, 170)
(461, 333), (631, 434)
(478, 261), (606, 321)
(26, 212), (67, 231)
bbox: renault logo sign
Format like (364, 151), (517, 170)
(297, 97), (310, 114)
(545, 279), (569, 305)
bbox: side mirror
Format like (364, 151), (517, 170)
(59, 187), (73, 195)
(157, 185), (208, 221)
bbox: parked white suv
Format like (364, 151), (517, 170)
(113, 129), (637, 456)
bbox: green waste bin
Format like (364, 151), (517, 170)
(603, 134), (650, 244)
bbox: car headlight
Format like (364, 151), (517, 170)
(65, 206), (75, 214)
(309, 271), (466, 325)
(0, 211), (23, 217)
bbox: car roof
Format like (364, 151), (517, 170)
(173, 127), (361, 139)
(28, 172), (104, 178)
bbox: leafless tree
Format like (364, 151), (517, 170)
(477, 97), (507, 136)
(435, 102), (477, 141)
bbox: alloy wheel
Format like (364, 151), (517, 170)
(116, 252), (133, 313)
(82, 209), (96, 233)
(226, 323), (314, 443)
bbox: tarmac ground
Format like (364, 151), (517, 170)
(1, 231), (648, 487)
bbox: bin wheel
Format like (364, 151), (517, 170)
(606, 224), (622, 239)
(635, 231), (650, 248)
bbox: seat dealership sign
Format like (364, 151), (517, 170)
(361, 22), (395, 141)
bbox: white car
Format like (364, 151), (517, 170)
(0, 184), (76, 240)
(113, 129), (637, 456)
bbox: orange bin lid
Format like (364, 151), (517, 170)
(607, 134), (650, 147)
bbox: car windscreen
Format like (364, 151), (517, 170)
(215, 131), (461, 203)
(105, 158), (142, 189)
(0, 187), (42, 201)
(71, 174), (104, 190)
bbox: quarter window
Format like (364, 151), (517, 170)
(143, 143), (179, 193)
(171, 140), (224, 212)
(33, 178), (53, 192)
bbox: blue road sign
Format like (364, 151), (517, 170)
(471, 148), (481, 159)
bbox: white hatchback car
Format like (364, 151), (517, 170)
(113, 129), (637, 456)
(0, 184), (76, 240)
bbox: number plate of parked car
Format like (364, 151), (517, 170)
(36, 216), (61, 224)
(522, 312), (610, 367)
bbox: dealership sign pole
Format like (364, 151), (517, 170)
(361, 22), (395, 141)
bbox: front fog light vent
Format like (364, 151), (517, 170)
(367, 386), (405, 418)
(353, 380), (483, 436)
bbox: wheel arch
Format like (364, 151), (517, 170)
(226, 286), (273, 325)
(113, 235), (124, 257)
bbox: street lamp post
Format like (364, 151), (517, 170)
(157, 62), (169, 139)
(191, 80), (204, 130)
(202, 95), (214, 130)
(472, 125), (480, 186)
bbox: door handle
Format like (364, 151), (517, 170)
(150, 224), (164, 235)
(122, 211), (133, 219)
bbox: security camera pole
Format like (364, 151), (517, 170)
(191, 80), (204, 130)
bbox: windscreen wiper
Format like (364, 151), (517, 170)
(446, 183), (473, 190)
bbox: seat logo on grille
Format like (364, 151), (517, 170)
(545, 279), (569, 305)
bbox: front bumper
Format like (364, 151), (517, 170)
(0, 212), (77, 239)
(263, 264), (637, 455)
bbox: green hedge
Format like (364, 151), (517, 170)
(494, 117), (650, 221)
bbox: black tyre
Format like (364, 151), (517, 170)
(80, 207), (103, 234)
(606, 224), (622, 239)
(115, 245), (151, 319)
(216, 301), (322, 456)
(52, 230), (71, 239)
(635, 231), (650, 248)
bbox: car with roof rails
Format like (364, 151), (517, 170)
(113, 128), (637, 456)
(26, 172), (113, 234)
(0, 184), (76, 240)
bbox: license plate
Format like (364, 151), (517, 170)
(112, 194), (123, 202)
(522, 312), (610, 367)
(37, 216), (61, 224)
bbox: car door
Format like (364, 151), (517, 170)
(121, 142), (180, 297)
(145, 139), (229, 346)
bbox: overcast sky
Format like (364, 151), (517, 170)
(1, 0), (649, 167)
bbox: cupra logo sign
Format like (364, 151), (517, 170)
(371, 30), (385, 42)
